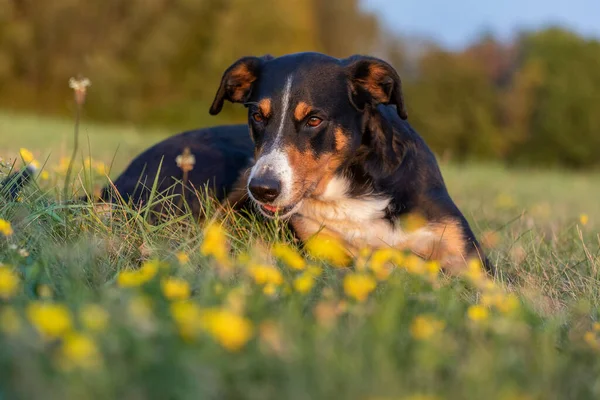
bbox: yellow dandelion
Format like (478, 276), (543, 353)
(176, 251), (190, 264)
(40, 170), (50, 181)
(19, 148), (39, 169)
(263, 283), (278, 296)
(467, 305), (489, 322)
(410, 315), (445, 340)
(0, 267), (20, 299)
(464, 258), (485, 284)
(0, 307), (21, 336)
(495, 293), (520, 314)
(593, 322), (600, 332)
(369, 248), (402, 280)
(343, 273), (377, 302)
(307, 265), (323, 277)
(95, 162), (107, 176)
(170, 301), (203, 341)
(59, 332), (101, 370)
(584, 331), (599, 350)
(247, 264), (283, 286)
(200, 223), (230, 267)
(304, 234), (350, 267)
(117, 260), (160, 288)
(0, 219), (14, 236)
(79, 304), (109, 332)
(293, 273), (315, 294)
(27, 302), (73, 339)
(201, 308), (253, 352)
(580, 214), (589, 226)
(161, 277), (191, 301)
(404, 253), (426, 275)
(399, 212), (428, 232)
(425, 260), (441, 280)
(495, 193), (516, 209)
(272, 243), (306, 270)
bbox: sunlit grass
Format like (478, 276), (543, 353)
(1, 115), (600, 399)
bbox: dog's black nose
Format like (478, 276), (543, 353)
(248, 176), (281, 203)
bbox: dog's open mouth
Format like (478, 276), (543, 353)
(257, 202), (301, 219)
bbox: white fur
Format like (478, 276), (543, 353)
(248, 75), (295, 207)
(297, 176), (435, 249)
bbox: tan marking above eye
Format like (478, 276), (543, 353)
(258, 98), (272, 118)
(294, 101), (311, 121)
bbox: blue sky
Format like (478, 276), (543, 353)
(363, 0), (600, 49)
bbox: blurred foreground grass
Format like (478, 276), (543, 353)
(1, 112), (600, 399)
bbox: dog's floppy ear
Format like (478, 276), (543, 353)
(344, 55), (408, 120)
(209, 55), (273, 115)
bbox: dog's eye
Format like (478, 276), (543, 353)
(252, 113), (264, 123)
(306, 116), (322, 128)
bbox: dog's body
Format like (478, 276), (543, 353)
(2, 52), (490, 271)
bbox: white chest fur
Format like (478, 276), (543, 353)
(293, 177), (426, 249)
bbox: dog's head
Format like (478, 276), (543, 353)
(210, 52), (407, 219)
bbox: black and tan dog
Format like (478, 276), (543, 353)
(2, 53), (489, 272)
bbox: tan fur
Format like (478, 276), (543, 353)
(355, 64), (392, 104)
(294, 101), (311, 121)
(258, 98), (272, 118)
(229, 64), (257, 101)
(291, 177), (469, 271)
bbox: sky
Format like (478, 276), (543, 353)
(363, 0), (600, 49)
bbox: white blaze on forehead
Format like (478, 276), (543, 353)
(248, 74), (295, 206)
(275, 75), (294, 143)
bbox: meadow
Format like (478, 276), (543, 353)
(1, 111), (600, 400)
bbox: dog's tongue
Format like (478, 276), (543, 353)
(262, 204), (279, 213)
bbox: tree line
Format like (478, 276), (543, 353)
(1, 0), (599, 168)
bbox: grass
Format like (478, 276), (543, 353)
(1, 112), (600, 399)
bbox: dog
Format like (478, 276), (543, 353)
(2, 52), (490, 272)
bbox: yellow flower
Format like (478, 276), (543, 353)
(584, 331), (600, 350)
(293, 273), (315, 294)
(343, 273), (377, 302)
(399, 212), (428, 232)
(263, 283), (277, 296)
(495, 293), (520, 314)
(40, 170), (50, 180)
(161, 277), (191, 301)
(170, 301), (203, 340)
(410, 315), (445, 340)
(425, 260), (441, 279)
(79, 304), (109, 332)
(200, 223), (230, 267)
(404, 253), (426, 275)
(59, 332), (101, 370)
(19, 148), (39, 168)
(27, 302), (72, 339)
(0, 307), (21, 335)
(272, 243), (306, 270)
(201, 308), (253, 352)
(464, 259), (485, 284)
(248, 264), (283, 286)
(0, 219), (13, 236)
(593, 322), (600, 332)
(176, 251), (190, 264)
(95, 162), (107, 176)
(305, 234), (350, 267)
(307, 265), (323, 276)
(467, 305), (489, 322)
(369, 248), (403, 280)
(0, 267), (20, 299)
(580, 214), (589, 226)
(117, 260), (160, 288)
